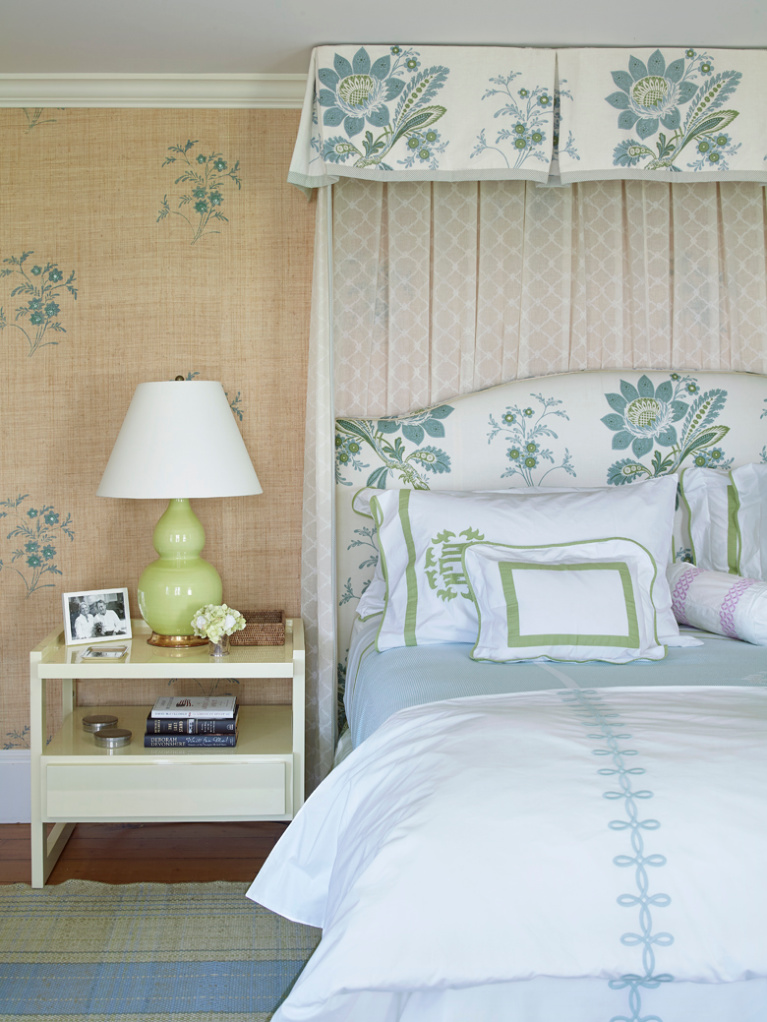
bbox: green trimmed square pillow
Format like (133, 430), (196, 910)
(463, 538), (666, 664)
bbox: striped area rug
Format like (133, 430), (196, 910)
(0, 880), (320, 1020)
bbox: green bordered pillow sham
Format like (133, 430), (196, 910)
(463, 538), (666, 664)
(680, 464), (767, 580)
(369, 477), (680, 651)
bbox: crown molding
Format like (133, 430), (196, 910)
(0, 73), (307, 109)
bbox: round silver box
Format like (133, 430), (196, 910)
(94, 727), (132, 748)
(82, 714), (119, 733)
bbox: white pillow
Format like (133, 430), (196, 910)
(679, 463), (767, 580)
(668, 562), (767, 645)
(464, 539), (666, 663)
(370, 476), (680, 650)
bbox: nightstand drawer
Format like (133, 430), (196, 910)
(44, 760), (287, 819)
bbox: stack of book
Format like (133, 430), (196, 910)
(144, 696), (239, 747)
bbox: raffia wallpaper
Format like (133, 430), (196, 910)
(0, 108), (314, 744)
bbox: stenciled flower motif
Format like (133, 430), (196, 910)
(1, 495), (74, 597)
(157, 140), (241, 244)
(606, 49), (698, 139)
(318, 48), (406, 138)
(1, 251), (78, 355)
(601, 376), (687, 457)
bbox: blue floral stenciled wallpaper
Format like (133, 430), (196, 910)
(0, 107), (314, 753)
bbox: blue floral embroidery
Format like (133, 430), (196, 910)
(488, 392), (574, 484)
(602, 374), (732, 484)
(606, 49), (742, 173)
(561, 688), (673, 1022)
(318, 47), (449, 171)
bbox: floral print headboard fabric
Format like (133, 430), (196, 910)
(335, 370), (767, 687)
(290, 45), (767, 190)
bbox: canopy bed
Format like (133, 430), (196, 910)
(250, 43), (767, 1022)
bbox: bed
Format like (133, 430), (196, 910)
(248, 369), (767, 1021)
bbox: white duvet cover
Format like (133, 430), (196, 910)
(248, 685), (767, 1022)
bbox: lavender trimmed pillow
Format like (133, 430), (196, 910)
(668, 562), (767, 645)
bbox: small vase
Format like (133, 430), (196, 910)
(208, 635), (231, 658)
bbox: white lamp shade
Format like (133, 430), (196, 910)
(97, 380), (262, 499)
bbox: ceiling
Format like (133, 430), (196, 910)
(2, 0), (766, 76)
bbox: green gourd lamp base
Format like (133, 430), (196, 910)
(137, 498), (222, 647)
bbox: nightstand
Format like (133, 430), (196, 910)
(29, 617), (304, 887)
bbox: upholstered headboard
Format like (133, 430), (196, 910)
(335, 369), (767, 682)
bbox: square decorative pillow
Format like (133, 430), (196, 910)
(464, 538), (666, 663)
(668, 562), (767, 645)
(679, 463), (767, 580)
(370, 476), (680, 650)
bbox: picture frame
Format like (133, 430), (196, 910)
(62, 588), (132, 645)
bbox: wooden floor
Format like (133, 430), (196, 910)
(0, 821), (287, 885)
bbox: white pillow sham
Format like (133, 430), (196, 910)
(679, 463), (767, 580)
(668, 562), (767, 645)
(464, 539), (666, 663)
(369, 476), (680, 650)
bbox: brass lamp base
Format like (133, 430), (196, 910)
(146, 632), (209, 648)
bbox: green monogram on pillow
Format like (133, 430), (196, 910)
(425, 528), (485, 601)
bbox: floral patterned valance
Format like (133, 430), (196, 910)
(289, 45), (558, 189)
(557, 47), (767, 183)
(289, 44), (767, 190)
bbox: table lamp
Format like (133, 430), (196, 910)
(97, 379), (262, 647)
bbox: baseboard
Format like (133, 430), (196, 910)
(0, 750), (31, 823)
(0, 73), (307, 109)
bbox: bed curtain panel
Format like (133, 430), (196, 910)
(297, 44), (767, 791)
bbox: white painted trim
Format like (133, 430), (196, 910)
(0, 750), (31, 823)
(0, 73), (307, 109)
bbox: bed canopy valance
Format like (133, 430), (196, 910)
(289, 44), (767, 191)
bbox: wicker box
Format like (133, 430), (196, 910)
(230, 610), (286, 646)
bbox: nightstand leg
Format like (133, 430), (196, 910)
(29, 652), (46, 887)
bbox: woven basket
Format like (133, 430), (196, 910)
(230, 609), (286, 646)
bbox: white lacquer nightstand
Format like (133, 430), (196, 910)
(29, 617), (304, 887)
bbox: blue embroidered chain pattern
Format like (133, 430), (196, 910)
(560, 688), (674, 1022)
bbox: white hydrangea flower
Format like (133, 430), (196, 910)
(190, 603), (247, 643)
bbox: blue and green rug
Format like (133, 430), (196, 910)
(0, 880), (320, 1020)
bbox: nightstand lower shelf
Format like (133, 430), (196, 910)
(43, 706), (293, 821)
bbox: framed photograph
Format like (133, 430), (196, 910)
(62, 588), (132, 645)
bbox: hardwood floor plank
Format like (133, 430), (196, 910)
(0, 822), (286, 885)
